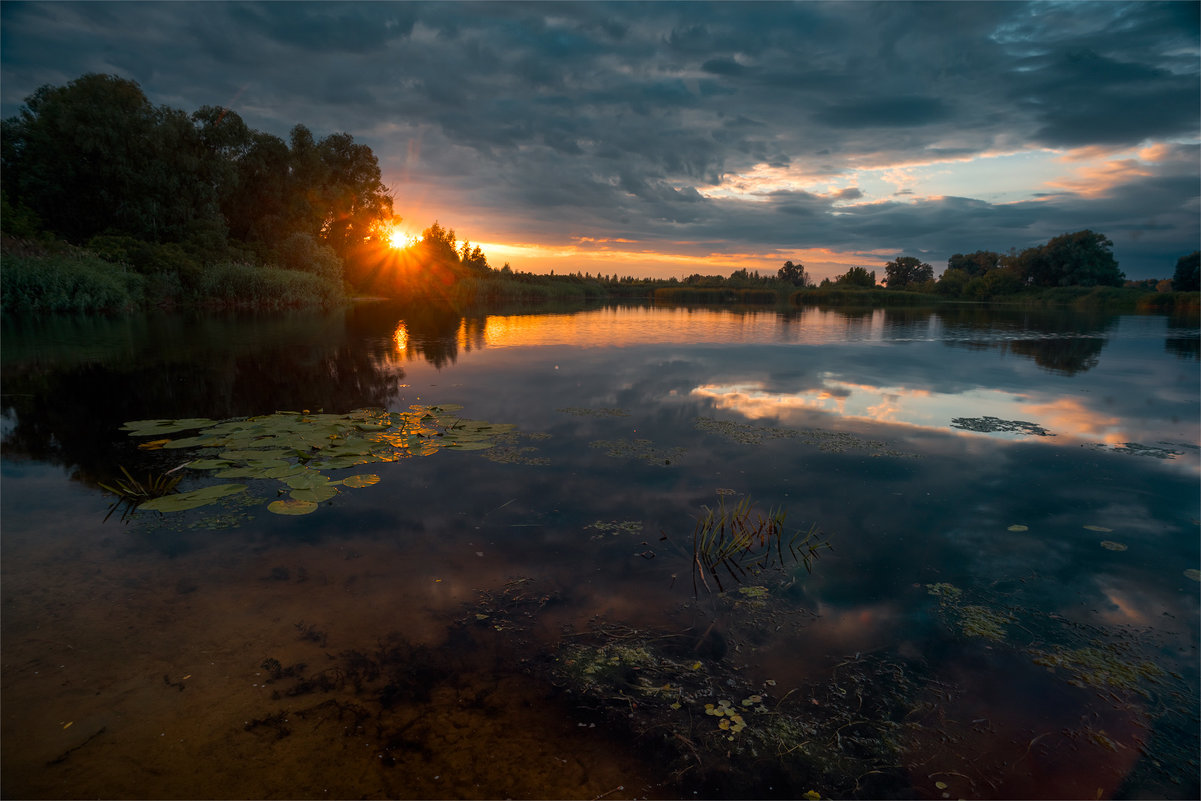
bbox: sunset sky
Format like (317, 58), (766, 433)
(2, 1), (1197, 281)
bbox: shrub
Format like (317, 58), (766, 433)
(273, 232), (343, 283)
(1, 248), (144, 312)
(192, 261), (343, 308)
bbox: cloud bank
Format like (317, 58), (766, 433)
(2, 1), (1197, 279)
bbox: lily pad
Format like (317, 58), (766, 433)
(267, 499), (319, 516)
(121, 418), (216, 436)
(187, 458), (235, 470)
(139, 483), (247, 512)
(116, 405), (531, 519)
(285, 471), (332, 490)
(290, 485), (339, 503)
(340, 474), (381, 489)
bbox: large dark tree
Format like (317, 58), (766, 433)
(945, 251), (1001, 277)
(883, 256), (933, 289)
(1172, 250), (1199, 292)
(777, 260), (808, 286)
(1, 73), (222, 244)
(2, 73), (395, 287)
(1016, 230), (1123, 287)
(835, 266), (876, 287)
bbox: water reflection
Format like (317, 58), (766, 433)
(1, 302), (1197, 799)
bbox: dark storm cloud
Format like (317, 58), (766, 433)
(1, 1), (1197, 277)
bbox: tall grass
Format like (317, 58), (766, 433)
(1, 248), (145, 313)
(191, 262), (344, 309)
(790, 287), (937, 307)
(654, 287), (783, 304)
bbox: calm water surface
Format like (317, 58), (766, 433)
(2, 302), (1198, 800)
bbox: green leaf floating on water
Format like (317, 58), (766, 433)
(340, 474), (380, 488)
(268, 498), (319, 515)
(116, 407), (525, 518)
(139, 483), (247, 512)
(290, 485), (339, 503)
(187, 458), (235, 470)
(121, 418), (216, 436)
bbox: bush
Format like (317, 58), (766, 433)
(273, 232), (343, 284)
(192, 261), (343, 308)
(1, 248), (145, 312)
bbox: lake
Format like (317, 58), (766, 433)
(2, 301), (1198, 800)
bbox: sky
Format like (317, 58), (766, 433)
(1, 1), (1198, 282)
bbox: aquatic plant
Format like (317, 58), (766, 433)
(98, 465), (183, 520)
(690, 494), (829, 595)
(115, 405), (524, 518)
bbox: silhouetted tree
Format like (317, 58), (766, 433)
(1172, 250), (1199, 292)
(946, 251), (1001, 277)
(1015, 230), (1123, 287)
(834, 266), (876, 287)
(1, 73), (222, 244)
(883, 256), (933, 289)
(777, 260), (808, 286)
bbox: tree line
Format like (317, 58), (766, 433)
(2, 72), (394, 307)
(3, 73), (1197, 313)
(798, 232), (1198, 299)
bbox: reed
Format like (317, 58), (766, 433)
(690, 494), (829, 595)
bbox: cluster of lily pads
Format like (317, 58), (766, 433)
(117, 405), (515, 516)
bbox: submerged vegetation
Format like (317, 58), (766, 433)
(687, 494), (830, 595)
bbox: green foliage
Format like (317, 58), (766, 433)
(1016, 229), (1124, 288)
(882, 256), (934, 289)
(791, 286), (936, 306)
(192, 261), (344, 308)
(834, 266), (876, 287)
(690, 494), (830, 595)
(272, 232), (343, 283)
(653, 287), (782, 304)
(117, 406), (519, 519)
(2, 72), (394, 308)
(777, 260), (808, 286)
(0, 247), (145, 312)
(0, 191), (46, 239)
(1172, 250), (1199, 292)
(945, 250), (1001, 277)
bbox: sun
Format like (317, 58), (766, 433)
(387, 227), (420, 249)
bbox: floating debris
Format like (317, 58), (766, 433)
(1007, 524), (1029, 532)
(588, 437), (685, 466)
(1099, 540), (1128, 551)
(1184, 569), (1200, 582)
(1109, 442), (1184, 460)
(949, 416), (1054, 437)
(1082, 441), (1189, 460)
(695, 417), (916, 457)
(927, 583), (1013, 642)
(556, 407), (630, 417)
(1084, 524), (1113, 532)
(1031, 644), (1164, 694)
(585, 520), (643, 540)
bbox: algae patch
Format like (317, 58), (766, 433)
(694, 416), (916, 457)
(950, 416), (1054, 437)
(1032, 644), (1164, 694)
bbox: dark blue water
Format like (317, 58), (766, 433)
(3, 302), (1198, 799)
